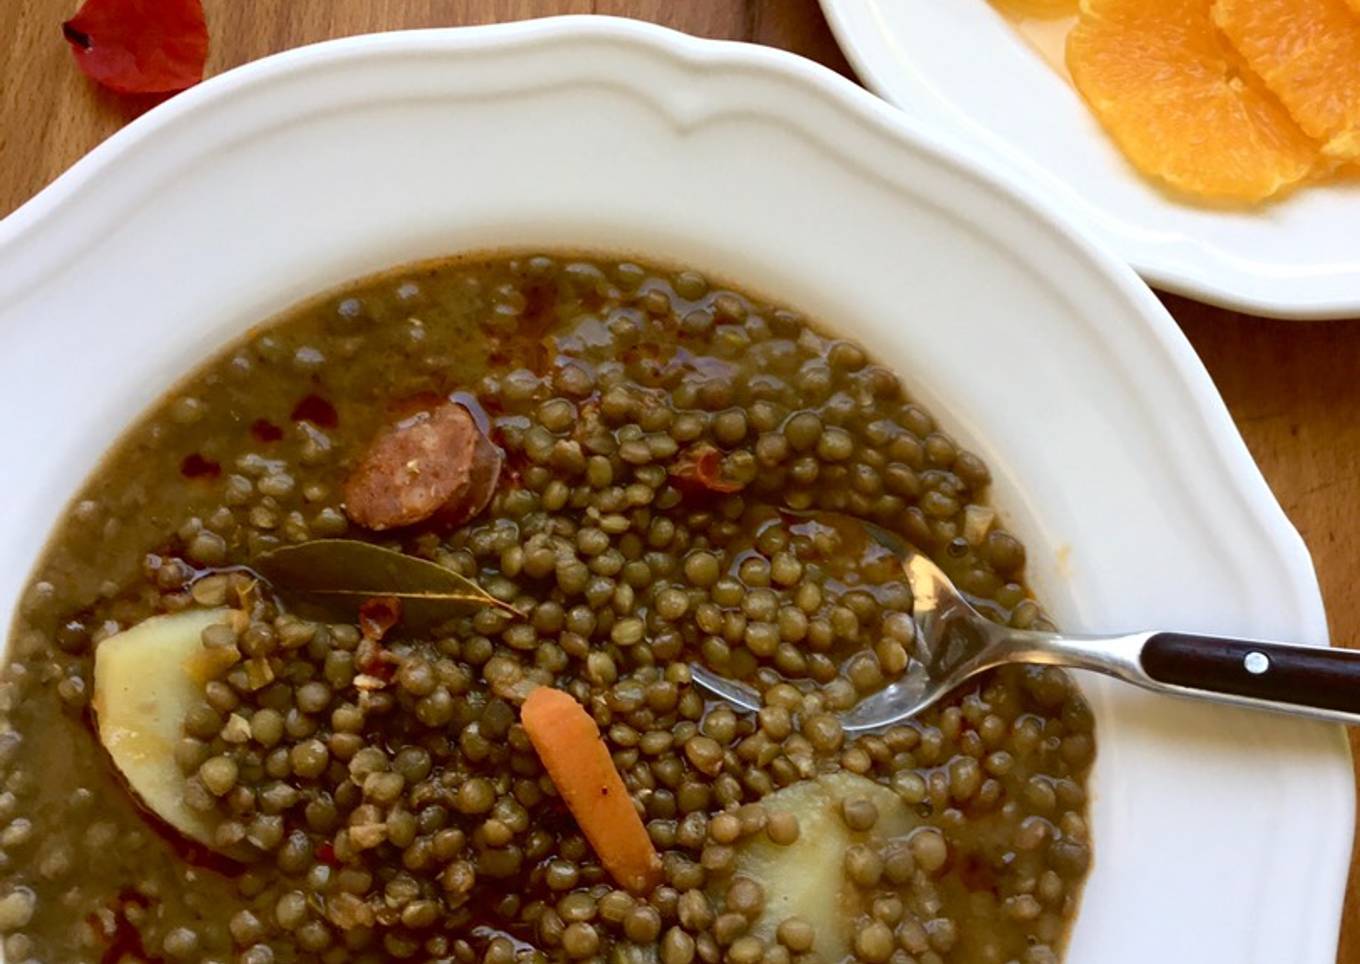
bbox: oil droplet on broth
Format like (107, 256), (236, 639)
(989, 0), (1079, 82)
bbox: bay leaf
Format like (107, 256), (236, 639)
(253, 539), (517, 625)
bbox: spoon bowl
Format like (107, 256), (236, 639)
(692, 512), (1360, 729)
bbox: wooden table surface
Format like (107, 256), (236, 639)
(4, 0), (1359, 957)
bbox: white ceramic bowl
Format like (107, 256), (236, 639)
(819, 0), (1360, 319)
(0, 17), (1351, 962)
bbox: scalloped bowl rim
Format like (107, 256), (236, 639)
(0, 17), (1351, 963)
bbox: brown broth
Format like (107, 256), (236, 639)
(0, 253), (1093, 964)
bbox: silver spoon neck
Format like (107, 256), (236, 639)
(989, 628), (1154, 680)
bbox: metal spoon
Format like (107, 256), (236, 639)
(691, 513), (1360, 732)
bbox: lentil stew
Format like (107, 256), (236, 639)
(0, 254), (1094, 964)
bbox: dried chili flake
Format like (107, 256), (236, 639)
(90, 890), (161, 964)
(354, 605), (399, 686)
(250, 418), (283, 443)
(62, 0), (208, 95)
(671, 443), (743, 494)
(179, 452), (220, 479)
(477, 393), (505, 418)
(358, 595), (402, 642)
(291, 394), (339, 429)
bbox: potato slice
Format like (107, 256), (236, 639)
(729, 772), (920, 960)
(93, 608), (241, 846)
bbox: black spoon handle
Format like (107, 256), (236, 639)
(1140, 632), (1360, 719)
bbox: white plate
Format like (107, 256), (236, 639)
(0, 16), (1351, 962)
(820, 0), (1360, 319)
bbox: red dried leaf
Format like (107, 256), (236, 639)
(62, 0), (208, 95)
(671, 443), (743, 494)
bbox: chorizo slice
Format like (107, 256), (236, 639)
(343, 401), (502, 531)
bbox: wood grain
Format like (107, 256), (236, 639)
(2, 0), (1357, 958)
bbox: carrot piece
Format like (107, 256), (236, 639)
(521, 687), (663, 894)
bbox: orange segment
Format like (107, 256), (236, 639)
(992, 0), (1078, 17)
(1213, 0), (1360, 161)
(1067, 0), (1318, 201)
